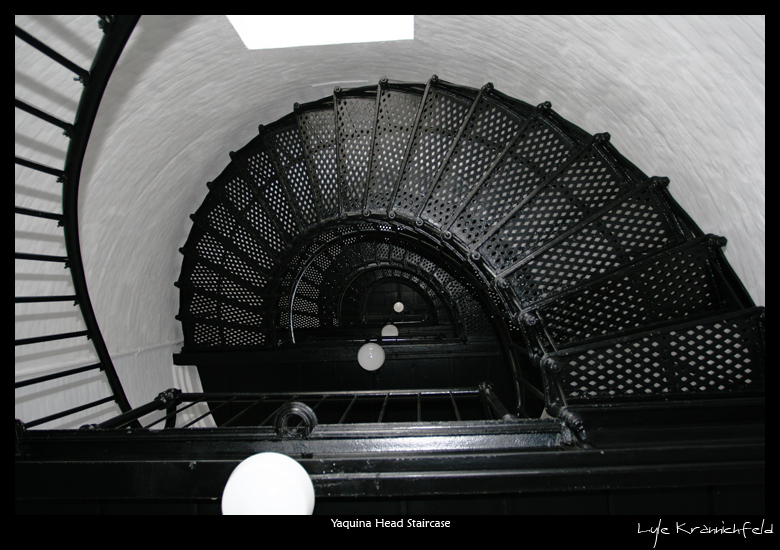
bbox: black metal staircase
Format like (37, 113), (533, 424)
(16, 21), (764, 512)
(175, 75), (763, 415)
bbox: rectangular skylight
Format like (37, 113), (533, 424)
(226, 15), (414, 50)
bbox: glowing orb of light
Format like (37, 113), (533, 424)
(357, 342), (385, 371)
(221, 452), (315, 515)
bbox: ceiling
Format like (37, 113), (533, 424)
(15, 15), (765, 421)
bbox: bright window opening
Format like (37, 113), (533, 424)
(226, 15), (414, 50)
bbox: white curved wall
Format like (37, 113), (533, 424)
(15, 15), (764, 426)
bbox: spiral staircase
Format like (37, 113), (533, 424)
(175, 75), (763, 417)
(16, 16), (765, 514)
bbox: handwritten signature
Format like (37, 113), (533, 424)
(638, 519), (772, 548)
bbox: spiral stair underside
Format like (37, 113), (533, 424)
(14, 16), (765, 507)
(177, 76), (764, 414)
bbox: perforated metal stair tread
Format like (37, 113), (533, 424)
(540, 307), (764, 404)
(176, 75), (764, 409)
(520, 234), (754, 355)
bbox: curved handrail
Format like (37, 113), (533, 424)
(15, 16), (141, 428)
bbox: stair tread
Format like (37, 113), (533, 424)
(504, 180), (687, 306)
(540, 307), (765, 404)
(477, 137), (641, 273)
(365, 82), (424, 213)
(523, 235), (753, 351)
(297, 103), (339, 221)
(335, 89), (378, 214)
(447, 109), (579, 247)
(391, 78), (478, 220)
(420, 87), (527, 229)
(263, 118), (320, 229)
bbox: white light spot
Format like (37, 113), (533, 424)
(358, 342), (385, 371)
(381, 324), (399, 337)
(222, 452), (315, 515)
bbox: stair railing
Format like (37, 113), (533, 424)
(15, 16), (141, 429)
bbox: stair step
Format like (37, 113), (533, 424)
(208, 163), (287, 256)
(262, 115), (320, 230)
(521, 235), (754, 354)
(391, 77), (479, 221)
(335, 85), (378, 215)
(503, 179), (687, 307)
(540, 307), (765, 405)
(233, 134), (301, 242)
(476, 133), (642, 274)
(419, 84), (528, 230)
(365, 80), (425, 214)
(296, 98), (339, 221)
(445, 104), (579, 248)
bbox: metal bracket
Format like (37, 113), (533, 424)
(274, 402), (318, 439)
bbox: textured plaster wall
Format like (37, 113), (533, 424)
(15, 15), (764, 426)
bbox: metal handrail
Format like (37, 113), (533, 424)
(15, 16), (141, 428)
(86, 384), (519, 430)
